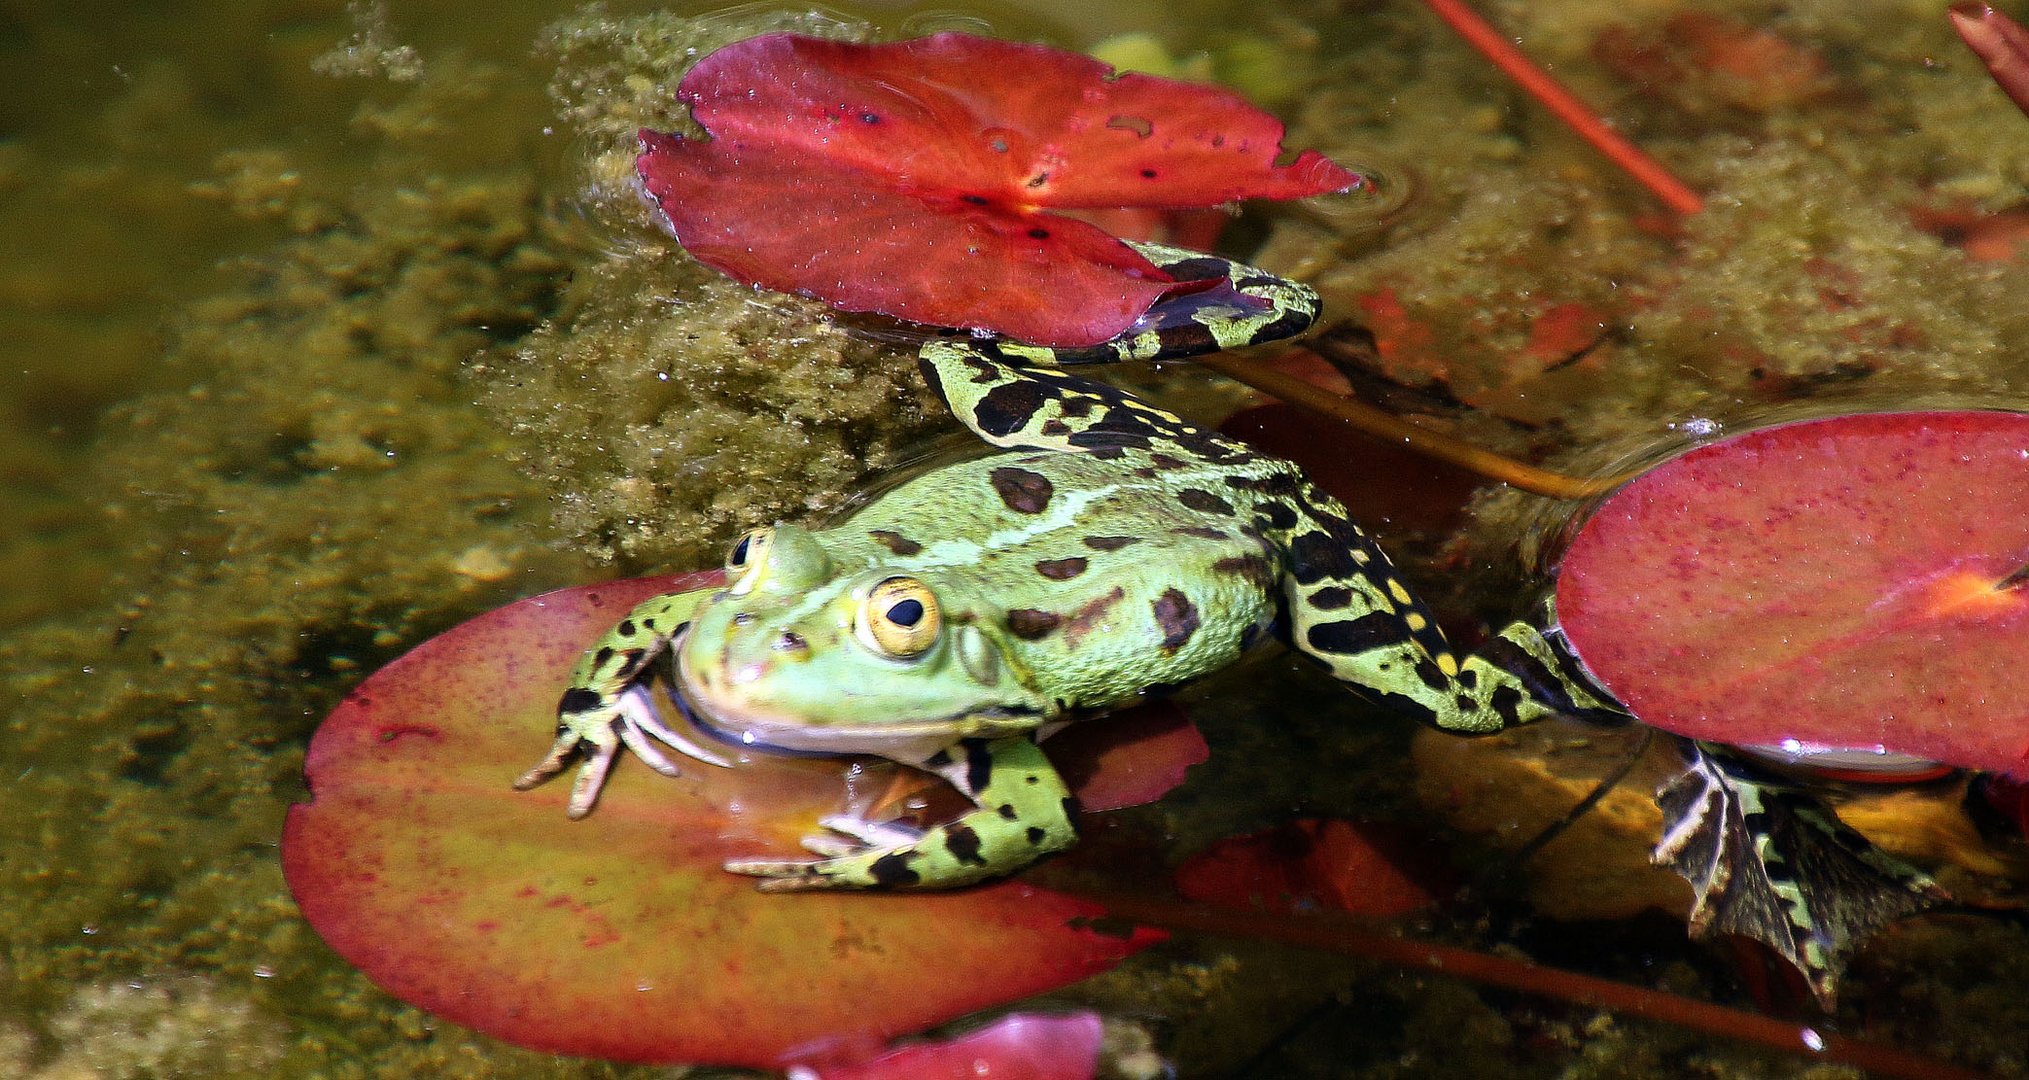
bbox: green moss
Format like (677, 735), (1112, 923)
(485, 9), (944, 571)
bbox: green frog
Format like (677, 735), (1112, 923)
(515, 241), (1618, 890)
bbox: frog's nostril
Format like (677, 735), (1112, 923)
(774, 630), (809, 653)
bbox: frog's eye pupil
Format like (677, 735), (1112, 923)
(730, 535), (752, 565)
(886, 598), (925, 627)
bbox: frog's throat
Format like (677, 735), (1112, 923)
(675, 649), (1043, 764)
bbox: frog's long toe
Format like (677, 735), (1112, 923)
(618, 681), (733, 769)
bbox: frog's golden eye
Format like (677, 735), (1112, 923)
(856, 576), (940, 659)
(725, 528), (772, 592)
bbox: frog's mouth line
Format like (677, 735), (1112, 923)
(672, 649), (1043, 765)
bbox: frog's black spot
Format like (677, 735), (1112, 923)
(1371, 690), (1440, 728)
(868, 529), (923, 556)
(1230, 472), (1303, 500)
(1173, 525), (1228, 541)
(614, 649), (648, 679)
(960, 193), (991, 206)
(860, 111), (881, 124)
(1213, 555), (1277, 590)
(1307, 586), (1354, 610)
(558, 687), (603, 715)
(1257, 502), (1301, 531)
(1176, 488), (1234, 516)
(774, 631), (808, 652)
(1086, 443), (1130, 460)
(1457, 668), (1479, 690)
(962, 740), (996, 794)
(944, 824), (987, 866)
(1035, 557), (1088, 580)
(1455, 695), (1478, 714)
(870, 851), (921, 887)
(1083, 535), (1142, 551)
(975, 382), (1049, 437)
(1160, 256), (1231, 281)
(593, 646), (615, 669)
(1414, 659), (1448, 691)
(1007, 609), (1062, 639)
(990, 466), (1054, 514)
(617, 619), (637, 638)
(1152, 588), (1200, 653)
(1041, 419), (1072, 437)
(1027, 227), (1051, 240)
(998, 803), (1019, 820)
(1056, 395), (1096, 419)
(925, 748), (955, 770)
(1147, 452), (1190, 470)
(1154, 320), (1220, 359)
(732, 611), (755, 626)
(1305, 613), (1407, 656)
(1026, 826), (1047, 845)
(1289, 530), (1362, 586)
(1488, 685), (1523, 726)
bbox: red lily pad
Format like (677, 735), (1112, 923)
(1557, 410), (2029, 777)
(636, 32), (1362, 346)
(283, 573), (1168, 1067)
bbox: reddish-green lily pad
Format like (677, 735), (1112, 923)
(1557, 410), (2029, 777)
(637, 31), (1362, 347)
(283, 573), (1165, 1067)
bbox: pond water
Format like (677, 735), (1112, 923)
(4, 0), (2028, 1076)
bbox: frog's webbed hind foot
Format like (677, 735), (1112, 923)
(725, 737), (1077, 891)
(1655, 741), (1949, 1008)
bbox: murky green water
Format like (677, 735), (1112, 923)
(5, 0), (2029, 1075)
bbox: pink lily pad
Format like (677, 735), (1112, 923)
(636, 32), (1362, 346)
(283, 573), (1167, 1067)
(801, 1010), (1103, 1080)
(1557, 410), (2029, 777)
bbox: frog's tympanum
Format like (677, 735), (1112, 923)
(516, 242), (1621, 890)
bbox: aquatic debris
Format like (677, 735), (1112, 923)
(282, 572), (1176, 1066)
(635, 31), (1362, 346)
(1173, 818), (1450, 918)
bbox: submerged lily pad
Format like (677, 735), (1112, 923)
(283, 573), (1163, 1067)
(1557, 410), (2029, 776)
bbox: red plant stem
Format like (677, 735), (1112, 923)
(1086, 891), (1989, 1080)
(1950, 3), (2029, 118)
(1416, 0), (1706, 217)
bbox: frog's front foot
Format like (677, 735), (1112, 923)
(728, 737), (1079, 891)
(513, 681), (730, 818)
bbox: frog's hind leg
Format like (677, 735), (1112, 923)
(727, 736), (1077, 891)
(1274, 483), (1621, 734)
(514, 586), (716, 817)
